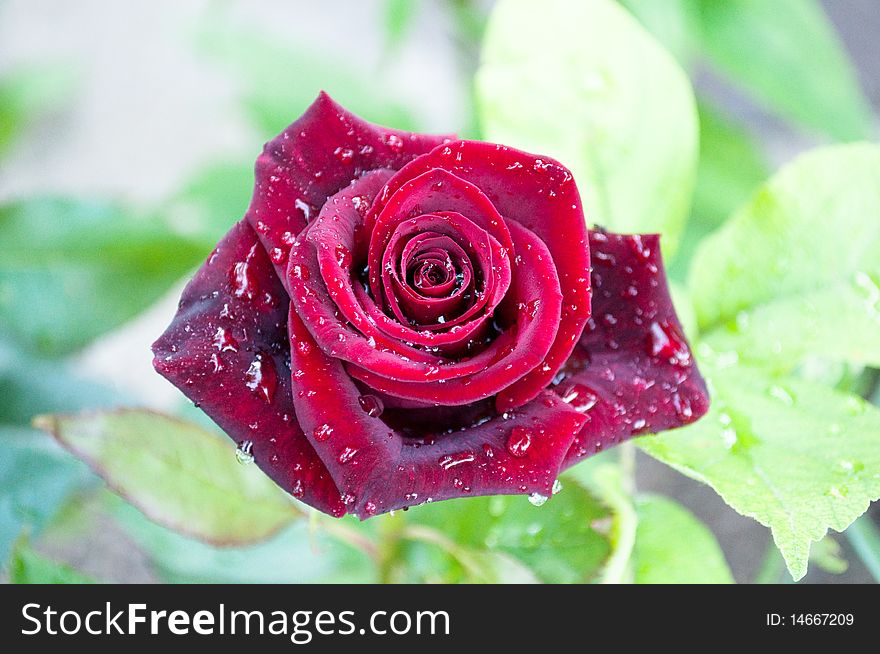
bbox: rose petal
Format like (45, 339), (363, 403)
(247, 92), (452, 283)
(346, 219), (562, 406)
(370, 140), (592, 409)
(556, 231), (710, 467)
(152, 221), (347, 516)
(288, 308), (585, 518)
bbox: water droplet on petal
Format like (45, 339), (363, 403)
(338, 447), (358, 464)
(560, 383), (599, 413)
(313, 423), (334, 442)
(245, 354), (277, 404)
(357, 394), (384, 417)
(438, 451), (475, 470)
(647, 320), (691, 366)
(506, 427), (532, 458)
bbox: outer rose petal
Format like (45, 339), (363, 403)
(557, 231), (710, 468)
(288, 308), (586, 518)
(152, 221), (346, 516)
(246, 92), (451, 283)
(370, 140), (592, 409)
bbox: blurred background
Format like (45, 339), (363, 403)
(1, 0), (878, 583)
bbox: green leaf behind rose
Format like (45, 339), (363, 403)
(476, 0), (698, 256)
(691, 144), (880, 373)
(694, 0), (872, 142)
(632, 494), (733, 584)
(34, 409), (301, 546)
(639, 357), (880, 581)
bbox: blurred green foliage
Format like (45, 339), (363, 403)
(2, 0), (879, 584)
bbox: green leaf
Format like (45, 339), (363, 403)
(639, 356), (880, 580)
(34, 409), (300, 546)
(404, 481), (613, 583)
(0, 198), (206, 356)
(111, 496), (373, 583)
(695, 0), (871, 141)
(476, 0), (698, 255)
(670, 102), (769, 280)
(691, 144), (880, 372)
(565, 457), (638, 583)
(0, 427), (93, 560)
(8, 538), (95, 584)
(632, 494), (734, 583)
(0, 64), (78, 158)
(195, 18), (419, 138)
(618, 0), (698, 64)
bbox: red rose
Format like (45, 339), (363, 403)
(153, 93), (708, 518)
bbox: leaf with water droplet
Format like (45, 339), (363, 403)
(692, 144), (880, 373)
(638, 357), (880, 581)
(33, 409), (301, 546)
(400, 482), (613, 583)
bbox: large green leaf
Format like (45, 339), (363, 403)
(690, 144), (880, 372)
(34, 409), (300, 545)
(8, 538), (95, 584)
(476, 0), (697, 255)
(110, 497), (373, 583)
(639, 356), (880, 580)
(403, 481), (613, 583)
(0, 198), (206, 356)
(632, 494), (733, 583)
(695, 0), (871, 141)
(618, 0), (698, 64)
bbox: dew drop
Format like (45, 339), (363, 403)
(438, 451), (475, 470)
(357, 394), (384, 418)
(528, 492), (548, 507)
(384, 133), (404, 152)
(245, 354), (277, 404)
(213, 326), (238, 352)
(313, 423), (334, 442)
(235, 440), (254, 464)
(338, 447), (358, 464)
(560, 383), (599, 413)
(647, 320), (691, 366)
(506, 426), (532, 458)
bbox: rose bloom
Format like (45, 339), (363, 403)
(153, 93), (708, 518)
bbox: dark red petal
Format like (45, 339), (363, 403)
(378, 211), (509, 329)
(370, 140), (592, 408)
(288, 308), (585, 518)
(247, 92), (452, 283)
(152, 221), (347, 516)
(367, 167), (514, 301)
(346, 218), (562, 406)
(302, 171), (490, 356)
(558, 231), (710, 468)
